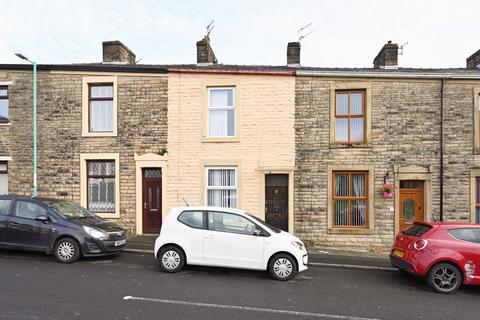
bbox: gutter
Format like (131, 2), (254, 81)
(0, 64), (168, 73)
(168, 68), (294, 76)
(440, 78), (445, 221)
(296, 70), (480, 80)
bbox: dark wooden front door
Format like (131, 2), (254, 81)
(399, 180), (424, 231)
(265, 174), (289, 232)
(142, 168), (162, 234)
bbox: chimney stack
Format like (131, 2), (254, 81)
(467, 49), (480, 69)
(373, 41), (399, 69)
(287, 42), (301, 66)
(196, 36), (217, 65)
(102, 41), (136, 64)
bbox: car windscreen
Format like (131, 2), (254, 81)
(247, 213), (281, 233)
(43, 200), (96, 219)
(402, 224), (432, 237)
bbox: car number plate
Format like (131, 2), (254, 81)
(115, 239), (126, 246)
(393, 250), (404, 258)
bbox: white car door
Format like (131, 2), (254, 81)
(203, 211), (264, 269)
(176, 210), (206, 264)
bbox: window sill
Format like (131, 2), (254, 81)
(330, 142), (372, 149)
(202, 136), (240, 143)
(0, 122), (11, 127)
(95, 212), (120, 219)
(328, 228), (374, 235)
(82, 132), (117, 138)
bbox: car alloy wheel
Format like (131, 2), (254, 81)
(427, 263), (462, 294)
(268, 254), (297, 281)
(54, 238), (81, 264)
(157, 246), (185, 273)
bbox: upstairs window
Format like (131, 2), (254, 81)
(335, 90), (365, 143)
(89, 84), (113, 132)
(208, 88), (235, 137)
(0, 86), (8, 123)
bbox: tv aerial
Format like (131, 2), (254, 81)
(399, 42), (408, 55)
(298, 23), (313, 42)
(206, 20), (215, 38)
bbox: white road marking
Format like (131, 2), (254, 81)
(123, 296), (383, 320)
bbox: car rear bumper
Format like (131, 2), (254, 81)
(390, 255), (417, 275)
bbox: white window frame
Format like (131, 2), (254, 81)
(207, 87), (236, 138)
(80, 153), (120, 218)
(82, 76), (118, 137)
(205, 166), (238, 208)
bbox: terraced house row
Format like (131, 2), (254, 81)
(1, 37), (480, 252)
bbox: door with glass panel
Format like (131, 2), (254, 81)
(142, 168), (162, 234)
(265, 174), (289, 232)
(399, 180), (424, 231)
(333, 172), (368, 228)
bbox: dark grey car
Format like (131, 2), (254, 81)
(0, 195), (127, 263)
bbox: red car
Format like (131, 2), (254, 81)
(390, 221), (480, 293)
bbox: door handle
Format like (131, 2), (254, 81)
(144, 202), (147, 209)
(9, 222), (19, 229)
(205, 234), (214, 240)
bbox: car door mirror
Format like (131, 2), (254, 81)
(253, 229), (262, 236)
(35, 215), (51, 224)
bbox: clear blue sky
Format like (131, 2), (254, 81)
(0, 0), (477, 68)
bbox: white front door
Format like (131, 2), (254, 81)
(0, 162), (7, 195)
(204, 211), (264, 269)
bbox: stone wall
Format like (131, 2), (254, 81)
(295, 77), (480, 252)
(0, 70), (168, 231)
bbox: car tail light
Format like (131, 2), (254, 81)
(413, 239), (428, 251)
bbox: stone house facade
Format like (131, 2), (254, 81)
(0, 42), (169, 233)
(293, 42), (480, 252)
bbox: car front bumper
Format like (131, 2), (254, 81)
(82, 237), (127, 257)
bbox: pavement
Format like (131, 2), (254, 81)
(125, 235), (395, 270)
(1, 249), (479, 320)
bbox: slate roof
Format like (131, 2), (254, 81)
(1, 62), (480, 77)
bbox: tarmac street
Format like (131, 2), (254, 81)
(0, 250), (479, 320)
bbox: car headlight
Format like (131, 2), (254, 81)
(291, 241), (305, 251)
(82, 226), (108, 240)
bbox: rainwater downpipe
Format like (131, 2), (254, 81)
(439, 78), (445, 222)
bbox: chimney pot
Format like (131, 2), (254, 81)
(102, 41), (136, 64)
(287, 42), (301, 67)
(467, 48), (480, 69)
(196, 36), (217, 65)
(373, 41), (399, 69)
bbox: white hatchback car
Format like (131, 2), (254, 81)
(154, 206), (308, 280)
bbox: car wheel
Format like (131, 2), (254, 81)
(54, 238), (81, 264)
(157, 246), (185, 273)
(426, 263), (462, 294)
(268, 254), (297, 281)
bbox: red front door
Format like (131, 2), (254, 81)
(142, 168), (162, 234)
